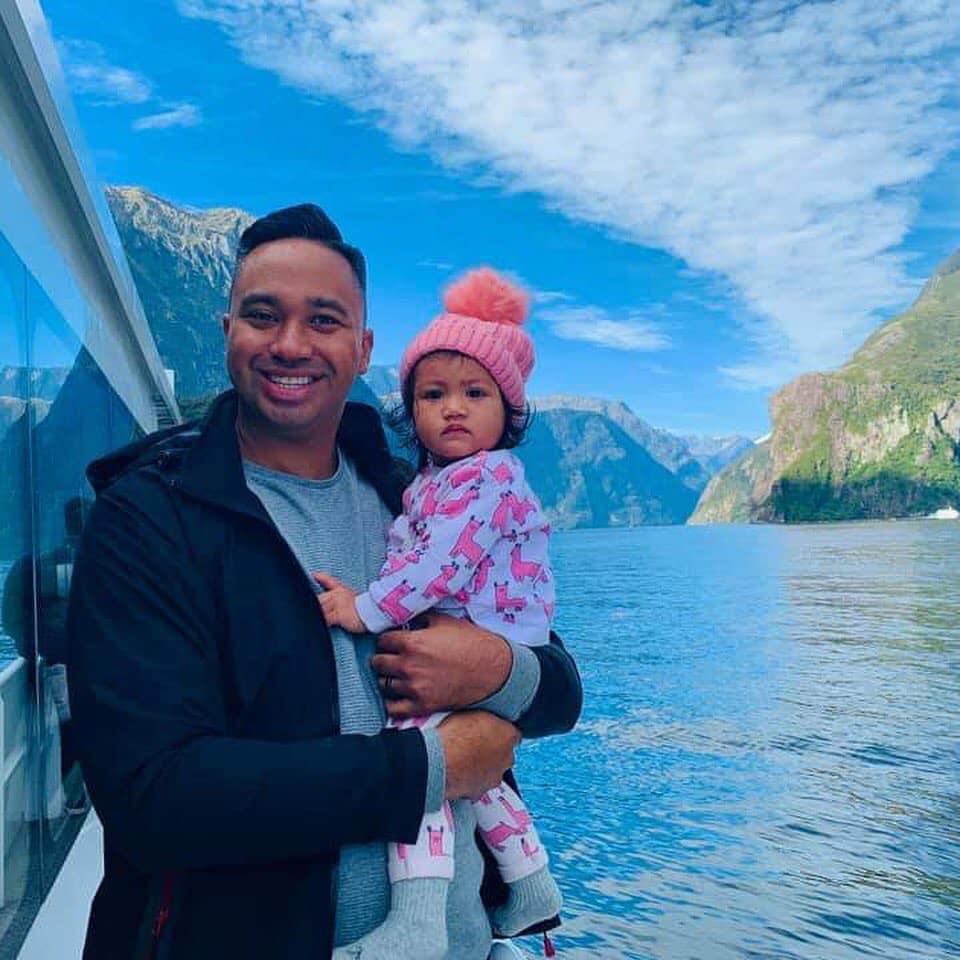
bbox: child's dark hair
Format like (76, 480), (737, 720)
(389, 351), (532, 470)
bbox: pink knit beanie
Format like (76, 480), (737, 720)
(399, 268), (534, 408)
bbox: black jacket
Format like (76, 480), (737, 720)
(67, 391), (582, 960)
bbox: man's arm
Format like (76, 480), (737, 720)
(67, 491), (513, 875)
(372, 613), (582, 738)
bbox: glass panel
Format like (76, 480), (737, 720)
(0, 227), (41, 956)
(0, 223), (139, 956)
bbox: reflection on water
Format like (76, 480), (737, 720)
(519, 521), (960, 960)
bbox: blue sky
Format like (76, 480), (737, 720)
(39, 0), (960, 438)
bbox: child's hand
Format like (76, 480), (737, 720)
(313, 572), (366, 633)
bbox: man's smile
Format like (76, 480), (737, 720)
(256, 368), (327, 402)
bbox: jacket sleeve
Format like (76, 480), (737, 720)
(514, 631), (583, 739)
(66, 487), (428, 874)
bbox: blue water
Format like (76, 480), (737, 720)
(517, 521), (960, 959)
(3, 524), (958, 957)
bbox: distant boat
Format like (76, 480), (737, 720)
(929, 507), (960, 520)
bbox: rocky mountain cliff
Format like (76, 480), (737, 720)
(691, 249), (960, 523)
(103, 186), (742, 529)
(106, 186), (252, 399)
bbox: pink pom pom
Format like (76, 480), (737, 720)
(443, 267), (528, 326)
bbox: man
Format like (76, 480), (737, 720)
(67, 204), (581, 959)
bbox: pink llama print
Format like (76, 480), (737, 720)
(499, 793), (533, 833)
(536, 596), (556, 621)
(427, 825), (446, 857)
(376, 581), (416, 623)
(423, 562), (459, 601)
(509, 495), (537, 524)
(495, 581), (526, 616)
(520, 836), (541, 859)
(491, 492), (516, 533)
(478, 820), (524, 853)
(469, 554), (495, 593)
(509, 542), (542, 583)
(450, 517), (485, 565)
(449, 461), (483, 487)
(383, 550), (422, 575)
(491, 460), (515, 485)
(421, 480), (442, 518)
(437, 484), (480, 518)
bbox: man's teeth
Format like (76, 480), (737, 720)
(267, 375), (312, 386)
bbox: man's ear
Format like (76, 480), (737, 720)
(358, 328), (373, 375)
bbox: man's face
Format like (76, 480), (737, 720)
(223, 238), (371, 441)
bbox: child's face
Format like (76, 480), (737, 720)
(412, 352), (506, 464)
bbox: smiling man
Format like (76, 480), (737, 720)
(66, 204), (581, 960)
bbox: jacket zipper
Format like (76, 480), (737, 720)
(151, 872), (175, 949)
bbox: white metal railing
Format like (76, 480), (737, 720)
(0, 656), (29, 909)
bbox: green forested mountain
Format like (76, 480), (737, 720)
(691, 249), (960, 523)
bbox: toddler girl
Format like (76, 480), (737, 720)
(317, 268), (561, 960)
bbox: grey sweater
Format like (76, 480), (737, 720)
(244, 453), (539, 958)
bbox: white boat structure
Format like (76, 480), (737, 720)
(929, 506), (960, 520)
(1, 0), (177, 955)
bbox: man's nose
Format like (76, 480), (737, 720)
(270, 320), (311, 361)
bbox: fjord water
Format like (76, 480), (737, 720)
(519, 521), (960, 960)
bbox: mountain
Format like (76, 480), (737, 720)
(677, 433), (756, 476)
(0, 366), (69, 403)
(362, 365), (401, 402)
(532, 395), (753, 492)
(104, 186), (741, 528)
(691, 249), (960, 523)
(516, 409), (699, 527)
(106, 186), (252, 400)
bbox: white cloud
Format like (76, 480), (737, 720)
(58, 39), (153, 105)
(541, 305), (671, 352)
(132, 104), (203, 131)
(177, 0), (960, 387)
(531, 289), (574, 306)
(57, 37), (202, 133)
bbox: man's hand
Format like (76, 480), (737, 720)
(437, 711), (519, 800)
(313, 573), (366, 633)
(371, 612), (512, 720)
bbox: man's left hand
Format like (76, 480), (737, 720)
(371, 612), (512, 720)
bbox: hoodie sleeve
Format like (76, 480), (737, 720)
(355, 462), (518, 632)
(67, 484), (428, 873)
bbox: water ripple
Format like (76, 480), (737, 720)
(517, 521), (960, 960)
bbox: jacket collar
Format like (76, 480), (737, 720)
(177, 390), (408, 519)
(175, 390), (266, 521)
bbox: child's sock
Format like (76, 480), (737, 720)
(331, 878), (449, 960)
(492, 864), (563, 938)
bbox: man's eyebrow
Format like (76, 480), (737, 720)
(237, 292), (280, 311)
(307, 297), (348, 318)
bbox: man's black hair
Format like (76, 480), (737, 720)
(230, 203), (367, 301)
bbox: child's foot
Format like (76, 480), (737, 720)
(492, 865), (563, 938)
(332, 878), (449, 960)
